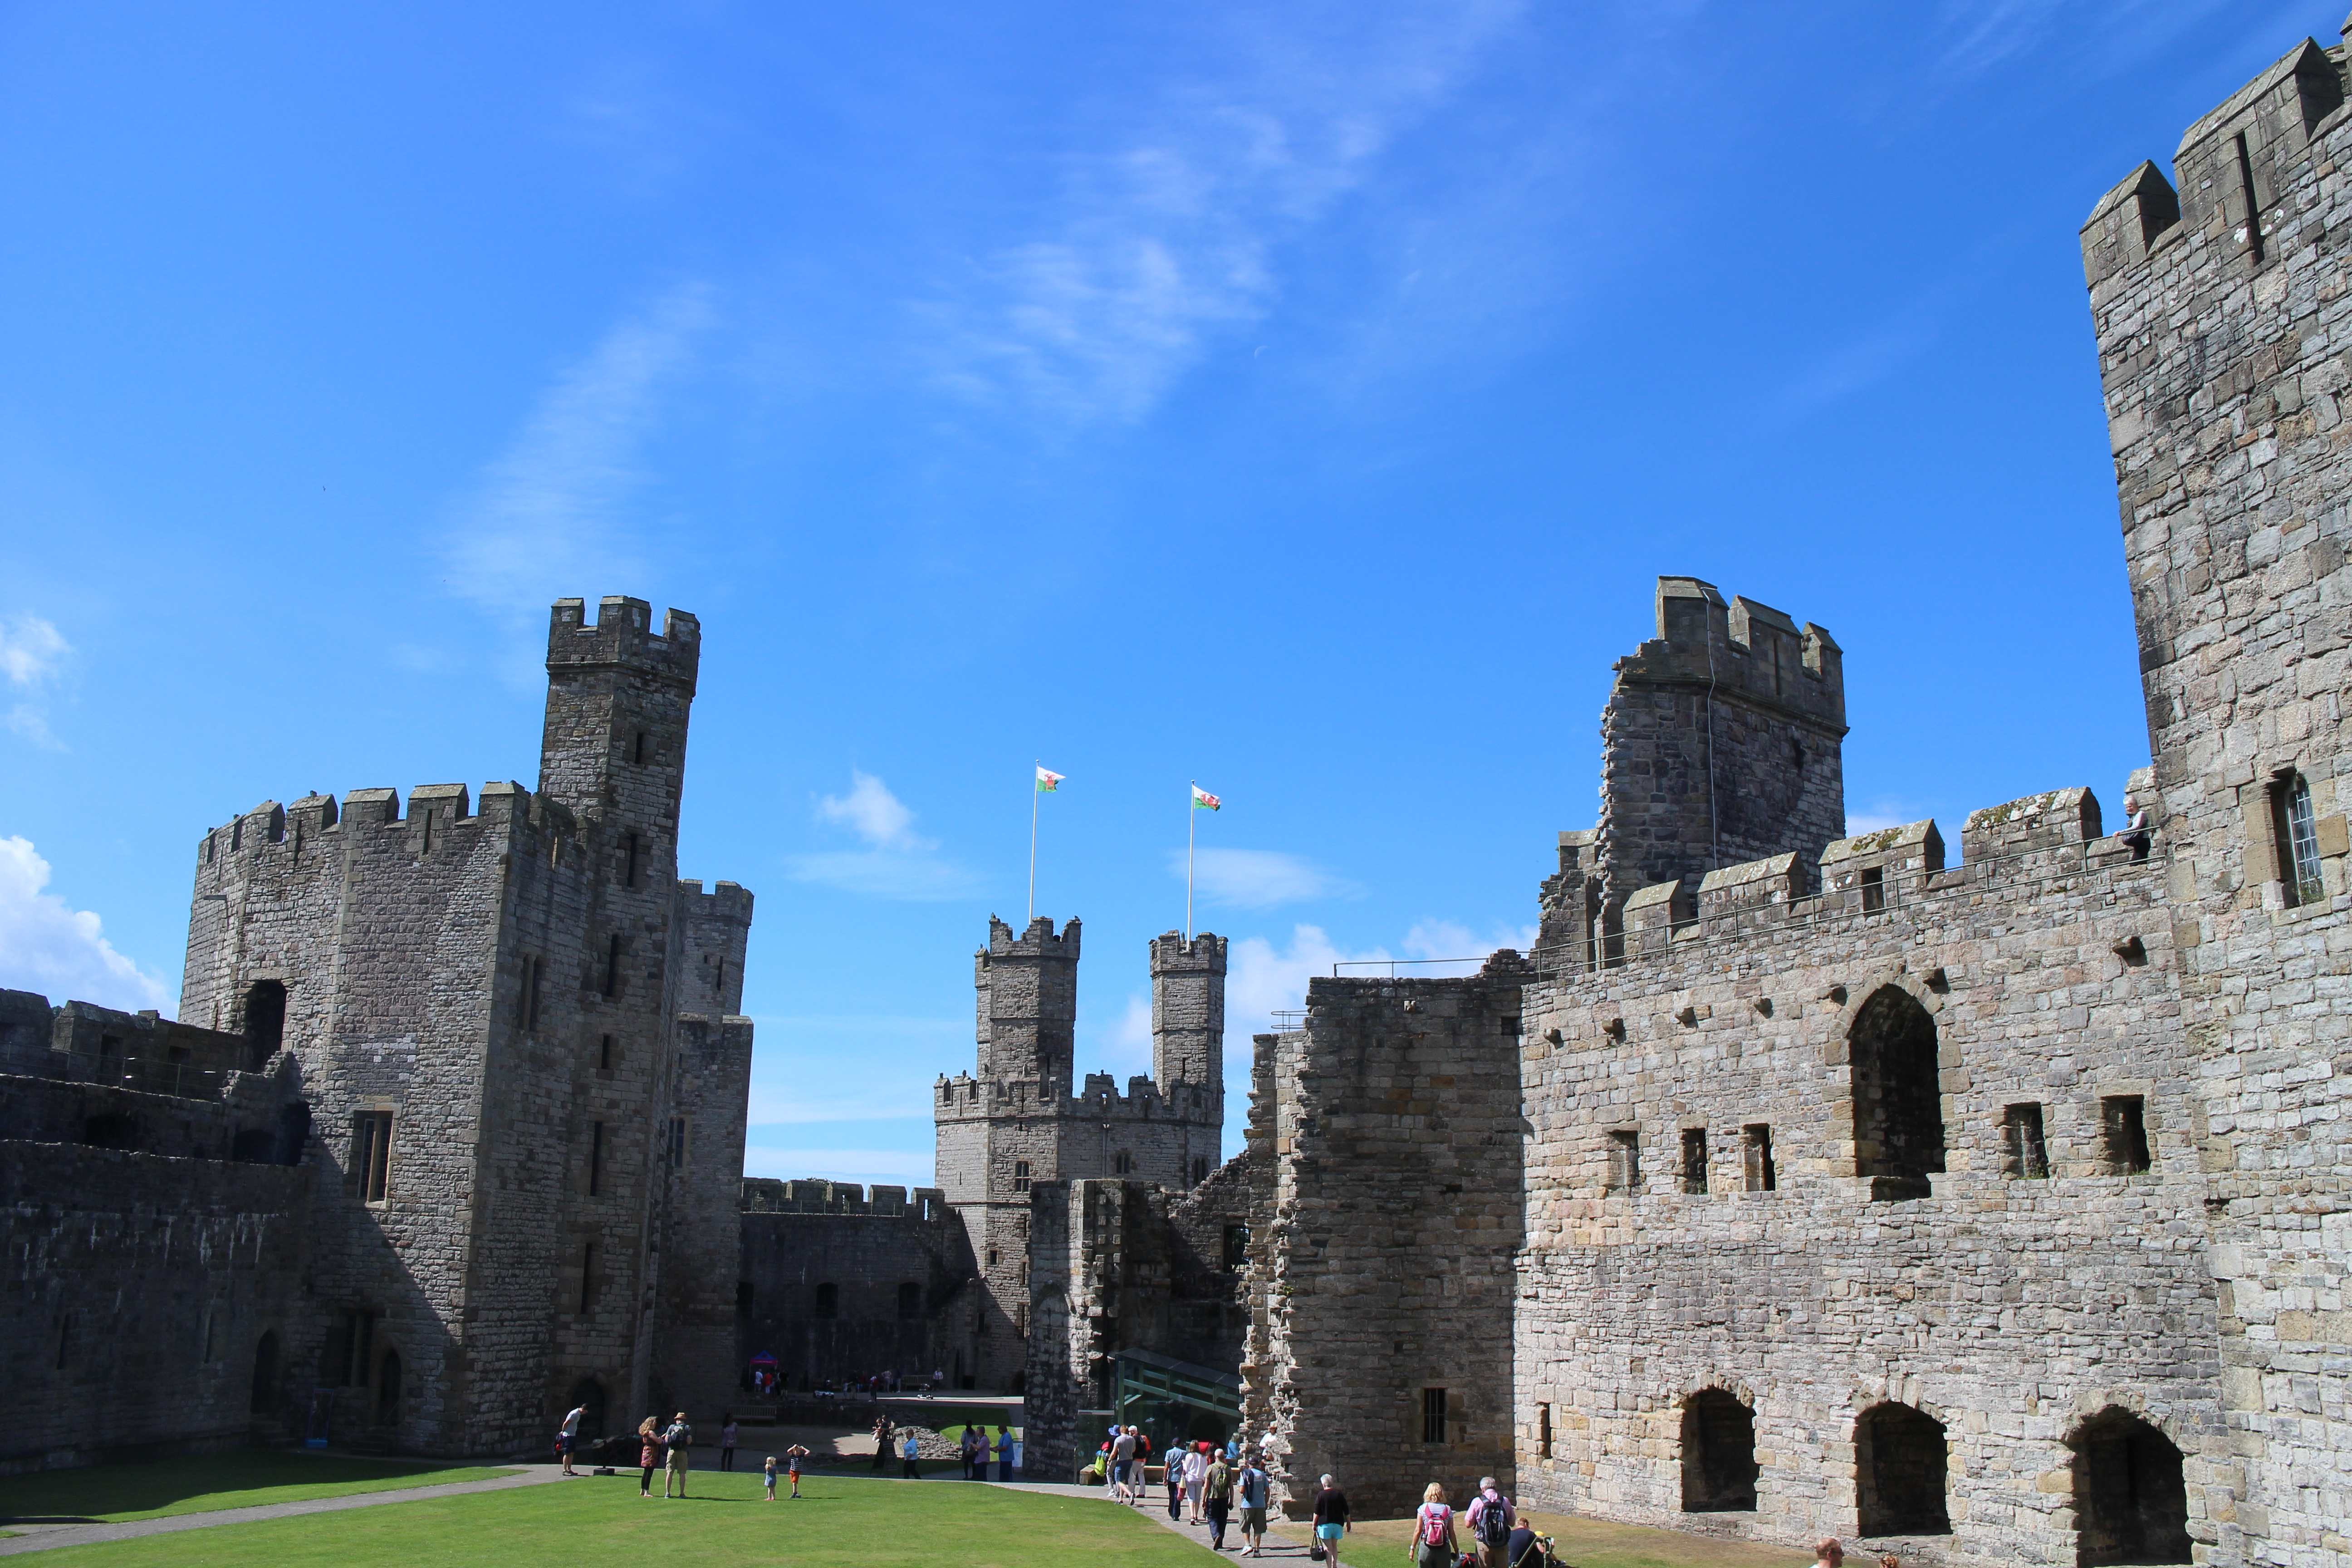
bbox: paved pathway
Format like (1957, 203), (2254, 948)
(0, 1462), (573, 1558)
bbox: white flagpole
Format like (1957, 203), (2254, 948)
(1029, 763), (1040, 925)
(1186, 780), (1196, 942)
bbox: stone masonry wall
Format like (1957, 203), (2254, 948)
(2085, 32), (2352, 1567)
(738, 1182), (971, 1395)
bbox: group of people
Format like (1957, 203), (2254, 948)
(808, 1368), (948, 1399)
(1098, 1427), (1289, 1558)
(629, 1413), (699, 1498)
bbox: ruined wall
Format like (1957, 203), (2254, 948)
(1514, 791), (2219, 1568)
(737, 1181), (970, 1392)
(1243, 960), (1528, 1521)
(2084, 32), (2352, 1568)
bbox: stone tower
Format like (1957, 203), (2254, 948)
(936, 918), (1224, 1391)
(2083, 30), (2352, 1563)
(1539, 576), (1844, 966)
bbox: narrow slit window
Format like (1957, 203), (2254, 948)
(598, 1034), (614, 1071)
(2101, 1095), (2151, 1175)
(1607, 1130), (1641, 1196)
(668, 1116), (688, 1170)
(623, 832), (640, 889)
(1680, 1127), (1709, 1195)
(587, 1121), (605, 1196)
(1421, 1387), (1449, 1445)
(578, 1242), (596, 1313)
(350, 1112), (393, 1203)
(1223, 1223), (1250, 1271)
(1537, 1402), (1553, 1458)
(1113, 1150), (1134, 1175)
(1861, 866), (1886, 913)
(1741, 1124), (1776, 1192)
(632, 731), (647, 764)
(604, 934), (622, 997)
(2270, 772), (2323, 907)
(2236, 131), (2266, 264)
(520, 955), (543, 1031)
(2000, 1103), (2049, 1179)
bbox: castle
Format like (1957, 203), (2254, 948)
(1, 597), (755, 1460)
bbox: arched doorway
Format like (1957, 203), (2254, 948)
(1855, 1402), (1949, 1537)
(2071, 1409), (2190, 1565)
(1680, 1389), (1758, 1511)
(376, 1351), (402, 1424)
(244, 980), (286, 1070)
(1849, 986), (1945, 1199)
(568, 1377), (607, 1441)
(249, 1332), (279, 1415)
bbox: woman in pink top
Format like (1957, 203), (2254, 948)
(1415, 1483), (1457, 1568)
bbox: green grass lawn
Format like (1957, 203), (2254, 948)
(26, 1467), (1214, 1567)
(0, 1450), (517, 1526)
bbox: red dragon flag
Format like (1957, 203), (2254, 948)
(1191, 784), (1220, 810)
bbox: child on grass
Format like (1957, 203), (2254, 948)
(786, 1443), (811, 1498)
(763, 1456), (779, 1501)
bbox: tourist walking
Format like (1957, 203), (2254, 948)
(1204, 1448), (1235, 1550)
(558, 1402), (586, 1476)
(785, 1442), (810, 1497)
(1183, 1442), (1210, 1524)
(1414, 1483), (1458, 1568)
(995, 1424), (1015, 1482)
(763, 1454), (779, 1501)
(1165, 1443), (1186, 1519)
(1236, 1451), (1270, 1557)
(661, 1411), (694, 1498)
(873, 1412), (894, 1472)
(1110, 1425), (1139, 1504)
(637, 1416), (662, 1498)
(902, 1429), (922, 1479)
(1312, 1474), (1351, 1566)
(720, 1417), (740, 1471)
(1468, 1476), (1515, 1568)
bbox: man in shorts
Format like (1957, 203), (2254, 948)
(558, 1402), (586, 1475)
(1237, 1453), (1271, 1556)
(661, 1411), (694, 1497)
(1111, 1425), (1139, 1504)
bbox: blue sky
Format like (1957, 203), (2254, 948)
(0, 0), (2317, 1191)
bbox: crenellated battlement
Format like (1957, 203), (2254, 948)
(546, 595), (701, 688)
(677, 878), (755, 924)
(739, 1177), (947, 1218)
(982, 914), (1081, 960)
(194, 781), (582, 866)
(932, 1068), (1219, 1125)
(1614, 576), (1843, 727)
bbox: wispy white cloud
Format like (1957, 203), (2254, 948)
(445, 283), (714, 643)
(0, 614), (72, 751)
(0, 837), (171, 1013)
(926, 0), (1525, 426)
(787, 770), (980, 901)
(1174, 846), (1357, 909)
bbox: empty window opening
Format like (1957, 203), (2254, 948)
(1680, 1389), (1759, 1512)
(897, 1282), (923, 1319)
(666, 1117), (688, 1169)
(1860, 866), (1886, 913)
(518, 955), (543, 1031)
(376, 1350), (402, 1424)
(598, 1034), (615, 1071)
(1013, 1160), (1032, 1194)
(568, 1377), (607, 1442)
(624, 832), (640, 888)
(632, 731), (648, 765)
(1680, 1128), (1709, 1194)
(1421, 1387), (1449, 1445)
(814, 1282), (839, 1320)
(1537, 1403), (1553, 1458)
(1849, 985), (1945, 1199)
(277, 1102), (310, 1167)
(587, 1121), (605, 1196)
(1742, 1124), (1777, 1192)
(1583, 882), (1605, 973)
(1855, 1403), (1950, 1537)
(713, 957), (726, 1000)
(81, 1113), (139, 1151)
(350, 1111), (393, 1203)
(735, 1280), (755, 1316)
(249, 1331), (278, 1414)
(322, 1309), (375, 1388)
(2270, 771), (2323, 907)
(987, 1248), (999, 1268)
(1113, 1150), (1134, 1175)
(603, 934), (623, 997)
(2101, 1096), (2152, 1175)
(1606, 1130), (1641, 1196)
(2002, 1103), (2050, 1180)
(2072, 1409), (2191, 1566)
(231, 1128), (275, 1162)
(243, 980), (286, 1070)
(1190, 1156), (1209, 1186)
(1223, 1224), (1250, 1272)
(578, 1242), (597, 1313)
(1600, 898), (1626, 970)
(2235, 131), (2266, 265)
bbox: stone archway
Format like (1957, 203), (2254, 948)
(1848, 986), (1945, 1199)
(1855, 1401), (1950, 1537)
(1680, 1388), (1758, 1511)
(2070, 1408), (2190, 1565)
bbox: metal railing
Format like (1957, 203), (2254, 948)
(1330, 956), (1486, 977)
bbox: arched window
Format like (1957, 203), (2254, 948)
(2071, 1409), (2190, 1565)
(376, 1351), (402, 1424)
(568, 1377), (607, 1441)
(2271, 770), (2324, 906)
(814, 1282), (839, 1319)
(249, 1331), (279, 1414)
(1113, 1151), (1134, 1175)
(243, 980), (287, 1070)
(1854, 1403), (1949, 1537)
(897, 1283), (922, 1319)
(1680, 1389), (1757, 1511)
(1849, 986), (1945, 1200)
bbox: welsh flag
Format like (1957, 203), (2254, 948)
(1036, 765), (1063, 792)
(1191, 784), (1220, 811)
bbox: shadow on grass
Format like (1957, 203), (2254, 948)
(0, 1450), (517, 1525)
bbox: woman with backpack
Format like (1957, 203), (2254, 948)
(1414, 1482), (1458, 1568)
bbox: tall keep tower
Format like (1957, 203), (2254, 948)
(935, 918), (1225, 1390)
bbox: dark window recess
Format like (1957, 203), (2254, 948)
(1680, 1128), (1709, 1195)
(1583, 882), (1605, 974)
(1850, 985), (1945, 1199)
(2235, 131), (2266, 265)
(249, 1331), (279, 1413)
(1223, 1224), (1250, 1272)
(735, 1280), (755, 1316)
(518, 955), (543, 1031)
(898, 1282), (922, 1319)
(2002, 1103), (2050, 1179)
(1537, 1403), (1553, 1458)
(1190, 1156), (1209, 1186)
(276, 1102), (310, 1167)
(1421, 1387), (1449, 1445)
(322, 1309), (374, 1388)
(568, 1378), (606, 1441)
(814, 1282), (839, 1320)
(1742, 1125), (1776, 1192)
(1681, 1389), (1759, 1512)
(231, 1128), (276, 1162)
(2271, 771), (2323, 907)
(632, 731), (648, 765)
(666, 1117), (688, 1169)
(53, 1312), (72, 1371)
(1113, 1150), (1134, 1175)
(1860, 866), (1886, 913)
(1607, 1130), (1641, 1196)
(598, 1034), (615, 1071)
(2073, 1409), (2191, 1566)
(2102, 1096), (2152, 1175)
(82, 1113), (139, 1151)
(376, 1351), (402, 1424)
(1856, 1403), (1950, 1537)
(578, 1243), (596, 1313)
(586, 1122), (605, 1196)
(350, 1112), (393, 1202)
(603, 935), (623, 998)
(624, 832), (640, 888)
(243, 980), (286, 1070)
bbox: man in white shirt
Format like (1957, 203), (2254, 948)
(559, 1403), (586, 1475)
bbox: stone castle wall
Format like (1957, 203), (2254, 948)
(737, 1180), (974, 1393)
